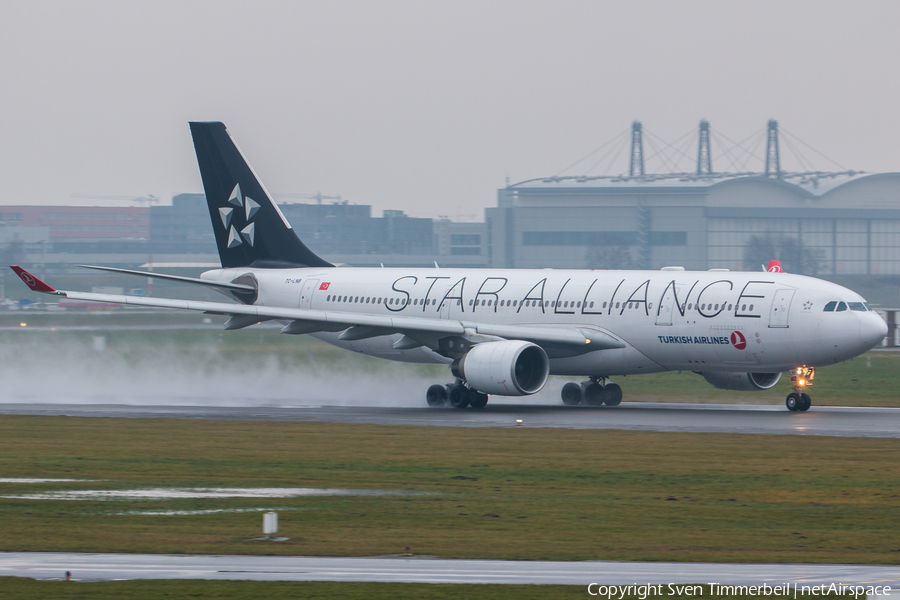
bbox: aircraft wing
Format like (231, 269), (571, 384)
(9, 266), (625, 352)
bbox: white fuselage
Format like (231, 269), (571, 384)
(203, 266), (888, 377)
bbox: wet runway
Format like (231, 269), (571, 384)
(1, 402), (899, 438)
(2, 552), (899, 585)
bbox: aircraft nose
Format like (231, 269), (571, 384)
(859, 312), (889, 348)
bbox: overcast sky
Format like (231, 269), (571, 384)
(1, 1), (898, 219)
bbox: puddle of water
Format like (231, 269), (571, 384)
(2, 487), (423, 500)
(115, 507), (300, 516)
(0, 478), (98, 483)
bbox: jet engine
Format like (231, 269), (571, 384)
(451, 340), (550, 396)
(701, 371), (782, 392)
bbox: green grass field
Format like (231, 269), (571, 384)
(0, 579), (581, 600)
(1, 310), (898, 406)
(0, 579), (855, 600)
(0, 416), (897, 564)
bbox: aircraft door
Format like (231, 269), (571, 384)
(655, 284), (683, 326)
(440, 298), (450, 319)
(440, 296), (466, 320)
(299, 279), (319, 309)
(769, 288), (795, 328)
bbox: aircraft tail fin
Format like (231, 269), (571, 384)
(189, 122), (333, 269)
(766, 259), (783, 273)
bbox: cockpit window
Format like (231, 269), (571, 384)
(835, 301), (848, 312)
(848, 302), (866, 312)
(864, 302), (873, 311)
(823, 301), (837, 312)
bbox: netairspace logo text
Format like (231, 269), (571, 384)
(587, 583), (893, 599)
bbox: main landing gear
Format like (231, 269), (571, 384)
(561, 377), (622, 407)
(426, 380), (489, 409)
(786, 366), (815, 412)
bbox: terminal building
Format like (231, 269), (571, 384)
(487, 170), (900, 275)
(487, 121), (900, 276)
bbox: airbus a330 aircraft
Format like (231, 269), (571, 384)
(11, 122), (889, 411)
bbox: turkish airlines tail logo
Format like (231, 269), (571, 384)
(730, 331), (747, 350)
(18, 271), (36, 287)
(767, 260), (783, 273)
(9, 266), (56, 293)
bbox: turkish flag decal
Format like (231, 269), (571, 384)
(319, 282), (330, 290)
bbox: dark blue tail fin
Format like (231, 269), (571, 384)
(189, 122), (332, 269)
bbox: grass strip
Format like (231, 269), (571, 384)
(0, 416), (898, 563)
(0, 578), (867, 600)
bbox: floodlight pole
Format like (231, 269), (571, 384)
(765, 119), (781, 178)
(697, 120), (712, 175)
(629, 121), (644, 177)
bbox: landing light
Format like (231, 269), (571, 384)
(19, 323), (26, 327)
(798, 380), (806, 386)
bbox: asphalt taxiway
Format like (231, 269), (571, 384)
(2, 552), (899, 585)
(1, 402), (899, 438)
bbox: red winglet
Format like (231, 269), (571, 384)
(9, 266), (57, 293)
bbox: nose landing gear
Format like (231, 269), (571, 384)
(786, 366), (814, 412)
(560, 377), (622, 407)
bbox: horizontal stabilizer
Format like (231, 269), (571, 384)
(79, 265), (256, 293)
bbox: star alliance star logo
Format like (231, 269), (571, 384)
(803, 301), (813, 311)
(218, 183), (260, 248)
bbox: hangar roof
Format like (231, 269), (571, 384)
(509, 171), (881, 197)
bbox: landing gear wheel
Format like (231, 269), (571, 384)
(603, 383), (623, 406)
(789, 366), (815, 411)
(583, 382), (604, 406)
(448, 384), (470, 409)
(561, 382), (583, 405)
(598, 386), (612, 405)
(786, 392), (801, 412)
(426, 384), (448, 407)
(469, 391), (489, 409)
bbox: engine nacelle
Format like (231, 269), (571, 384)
(451, 340), (550, 396)
(701, 371), (782, 392)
